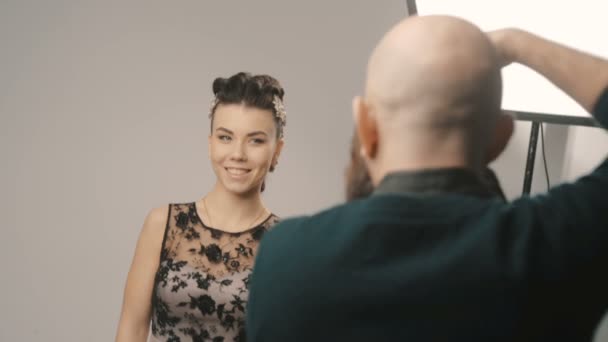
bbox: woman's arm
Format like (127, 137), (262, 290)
(115, 206), (168, 342)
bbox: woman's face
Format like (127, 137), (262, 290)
(209, 103), (283, 196)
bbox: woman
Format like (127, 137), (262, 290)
(116, 72), (287, 341)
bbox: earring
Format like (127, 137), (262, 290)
(360, 147), (367, 159)
(360, 141), (378, 159)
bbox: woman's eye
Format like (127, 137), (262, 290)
(218, 135), (232, 142)
(251, 138), (266, 144)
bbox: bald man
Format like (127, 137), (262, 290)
(247, 16), (608, 341)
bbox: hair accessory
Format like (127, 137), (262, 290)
(272, 95), (287, 135)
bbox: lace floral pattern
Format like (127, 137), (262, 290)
(151, 203), (278, 341)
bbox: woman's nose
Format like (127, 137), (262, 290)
(229, 142), (247, 161)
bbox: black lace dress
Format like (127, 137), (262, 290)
(150, 202), (279, 342)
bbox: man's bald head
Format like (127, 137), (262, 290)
(367, 15), (501, 122)
(354, 15), (509, 183)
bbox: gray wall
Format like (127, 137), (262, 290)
(1, 1), (607, 341)
(0, 1), (407, 341)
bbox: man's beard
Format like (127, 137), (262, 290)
(345, 131), (374, 201)
(344, 130), (507, 202)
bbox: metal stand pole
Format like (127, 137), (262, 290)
(522, 122), (540, 195)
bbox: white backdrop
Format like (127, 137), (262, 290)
(417, 0), (607, 117)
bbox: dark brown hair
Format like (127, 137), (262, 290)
(210, 72), (286, 138)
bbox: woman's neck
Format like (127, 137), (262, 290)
(198, 183), (268, 232)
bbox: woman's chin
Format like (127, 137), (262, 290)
(221, 181), (260, 196)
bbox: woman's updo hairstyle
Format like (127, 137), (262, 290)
(209, 72), (286, 139)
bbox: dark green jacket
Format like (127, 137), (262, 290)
(247, 89), (608, 342)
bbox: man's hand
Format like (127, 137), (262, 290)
(486, 28), (525, 68)
(487, 27), (608, 114)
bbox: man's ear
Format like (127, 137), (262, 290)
(352, 96), (379, 160)
(485, 111), (514, 164)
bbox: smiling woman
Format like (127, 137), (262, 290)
(209, 72), (286, 194)
(115, 72), (287, 342)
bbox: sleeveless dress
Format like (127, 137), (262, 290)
(150, 202), (279, 342)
